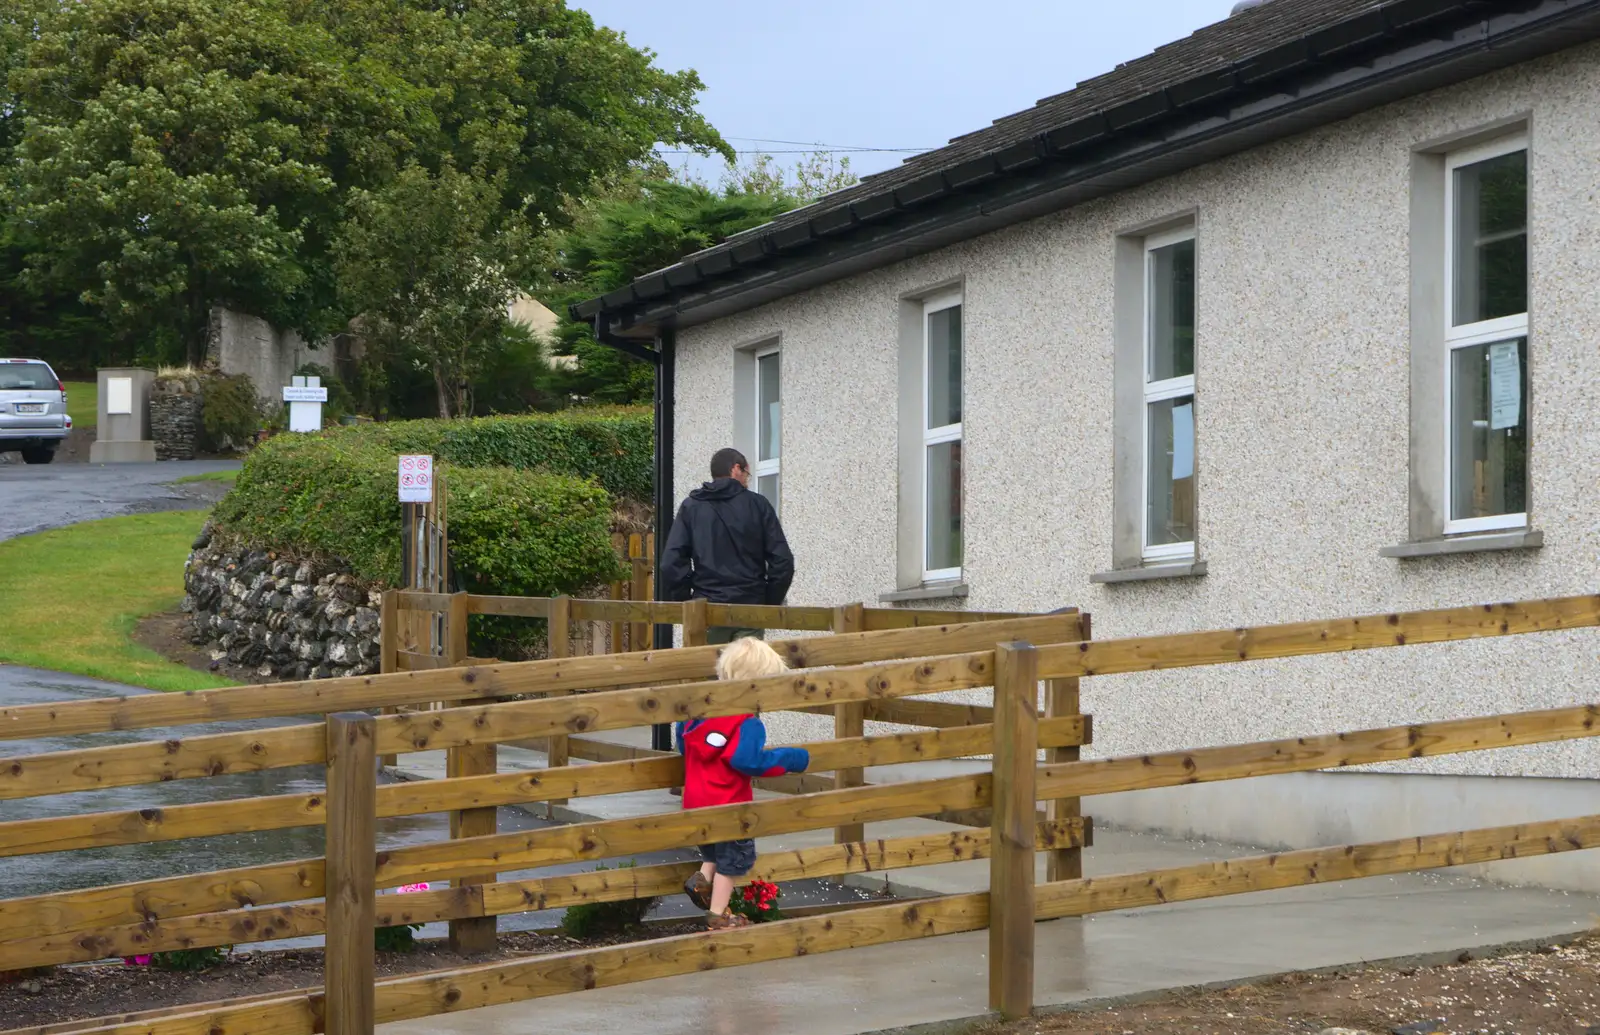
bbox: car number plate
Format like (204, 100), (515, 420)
(14, 403), (45, 414)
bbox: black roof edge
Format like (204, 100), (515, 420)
(576, 0), (1600, 331)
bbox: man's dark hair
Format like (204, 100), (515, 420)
(710, 448), (747, 478)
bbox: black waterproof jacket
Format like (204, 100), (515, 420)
(660, 479), (794, 606)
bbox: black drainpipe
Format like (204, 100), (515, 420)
(649, 328), (676, 751)
(592, 316), (676, 752)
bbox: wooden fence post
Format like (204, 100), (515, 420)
(325, 712), (376, 1035)
(377, 591), (399, 768)
(683, 597), (708, 647)
(989, 641), (1038, 1020)
(544, 596), (571, 809)
(833, 602), (867, 844)
(445, 592), (497, 952)
(628, 534), (649, 651)
(1045, 613), (1090, 884)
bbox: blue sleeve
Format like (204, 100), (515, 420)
(727, 717), (810, 775)
(674, 721), (685, 755)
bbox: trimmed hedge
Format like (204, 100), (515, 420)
(211, 434), (623, 594)
(334, 407), (652, 502)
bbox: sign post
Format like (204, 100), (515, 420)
(283, 375), (329, 433)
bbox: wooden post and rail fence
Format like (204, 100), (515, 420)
(1, 595), (1599, 1034)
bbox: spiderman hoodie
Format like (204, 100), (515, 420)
(675, 714), (810, 809)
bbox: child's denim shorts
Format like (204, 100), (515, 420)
(699, 838), (756, 877)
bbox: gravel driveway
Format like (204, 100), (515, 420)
(0, 459), (241, 543)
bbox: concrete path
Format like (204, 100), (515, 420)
(0, 458), (240, 541)
(382, 731), (1600, 1035)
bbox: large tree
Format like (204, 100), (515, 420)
(6, 0), (729, 367)
(335, 162), (533, 418)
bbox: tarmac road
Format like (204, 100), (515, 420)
(0, 459), (241, 543)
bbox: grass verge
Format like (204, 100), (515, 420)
(172, 469), (238, 485)
(0, 511), (231, 691)
(63, 381), (96, 430)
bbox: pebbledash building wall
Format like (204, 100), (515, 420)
(665, 41), (1600, 887)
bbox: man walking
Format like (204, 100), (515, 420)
(661, 447), (794, 643)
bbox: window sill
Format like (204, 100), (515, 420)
(878, 581), (970, 604)
(1090, 560), (1207, 584)
(1379, 529), (1543, 559)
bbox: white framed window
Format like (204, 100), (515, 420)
(1443, 134), (1528, 535)
(753, 346), (781, 512)
(922, 290), (963, 581)
(1141, 227), (1196, 562)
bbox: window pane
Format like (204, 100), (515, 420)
(1453, 150), (1527, 326)
(1450, 338), (1528, 521)
(1148, 238), (1195, 383)
(757, 352), (780, 462)
(925, 440), (962, 572)
(1146, 397), (1196, 548)
(926, 304), (962, 429)
(757, 472), (780, 514)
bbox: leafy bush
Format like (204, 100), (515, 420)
(211, 434), (623, 593)
(375, 923), (423, 952)
(559, 862), (655, 939)
(201, 372), (263, 449)
(335, 407), (652, 502)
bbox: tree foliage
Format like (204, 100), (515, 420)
(2, 0), (729, 376)
(335, 161), (532, 417)
(538, 153), (859, 404)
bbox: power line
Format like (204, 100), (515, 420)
(657, 146), (929, 155)
(724, 135), (937, 150)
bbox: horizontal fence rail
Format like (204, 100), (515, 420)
(392, 590), (1031, 633)
(0, 718), (1092, 857)
(0, 612), (1082, 742)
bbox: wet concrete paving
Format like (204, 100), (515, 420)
(0, 459), (241, 542)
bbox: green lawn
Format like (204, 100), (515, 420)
(0, 511), (231, 691)
(63, 381), (96, 430)
(173, 469), (239, 485)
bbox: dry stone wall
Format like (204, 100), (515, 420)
(183, 522), (381, 680)
(151, 376), (204, 460)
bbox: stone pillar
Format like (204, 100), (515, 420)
(90, 367), (158, 463)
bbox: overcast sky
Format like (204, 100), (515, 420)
(577, 0), (1237, 183)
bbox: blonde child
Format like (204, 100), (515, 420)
(675, 636), (810, 929)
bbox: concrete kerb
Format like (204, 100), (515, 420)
(851, 930), (1600, 1035)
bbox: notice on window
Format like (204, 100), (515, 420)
(1171, 402), (1195, 480)
(1488, 341), (1521, 430)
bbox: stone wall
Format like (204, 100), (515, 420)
(183, 523), (381, 680)
(150, 375), (204, 461)
(206, 307), (331, 406)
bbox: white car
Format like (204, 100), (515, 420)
(0, 358), (72, 464)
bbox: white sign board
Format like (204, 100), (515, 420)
(1488, 341), (1521, 431)
(106, 377), (133, 416)
(283, 375), (328, 433)
(398, 454), (434, 503)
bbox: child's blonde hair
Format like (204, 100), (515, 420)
(714, 636), (789, 681)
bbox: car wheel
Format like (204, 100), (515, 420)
(20, 447), (55, 465)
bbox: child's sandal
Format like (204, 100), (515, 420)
(706, 910), (752, 930)
(683, 872), (712, 910)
